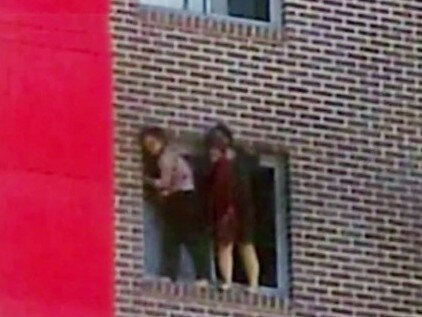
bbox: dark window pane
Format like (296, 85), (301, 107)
(228, 0), (270, 22)
(254, 166), (278, 287)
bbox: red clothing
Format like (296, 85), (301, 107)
(208, 155), (239, 244)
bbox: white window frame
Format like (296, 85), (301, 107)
(258, 154), (290, 296)
(140, 0), (283, 26)
(142, 149), (290, 296)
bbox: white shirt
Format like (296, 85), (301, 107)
(154, 147), (194, 194)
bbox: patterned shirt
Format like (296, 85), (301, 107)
(154, 146), (194, 195)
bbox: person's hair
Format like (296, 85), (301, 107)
(139, 126), (167, 148)
(139, 126), (167, 178)
(204, 122), (234, 148)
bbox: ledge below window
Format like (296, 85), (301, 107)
(136, 4), (287, 46)
(136, 278), (290, 314)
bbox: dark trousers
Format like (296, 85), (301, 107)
(160, 191), (210, 281)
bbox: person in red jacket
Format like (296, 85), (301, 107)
(204, 123), (260, 292)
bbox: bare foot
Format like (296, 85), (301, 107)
(219, 283), (232, 291)
(194, 279), (208, 288)
(246, 286), (258, 294)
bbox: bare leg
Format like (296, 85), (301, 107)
(217, 242), (234, 289)
(238, 243), (260, 290)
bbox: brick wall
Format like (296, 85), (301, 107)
(111, 0), (422, 316)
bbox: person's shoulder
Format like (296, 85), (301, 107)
(235, 144), (258, 162)
(159, 147), (178, 165)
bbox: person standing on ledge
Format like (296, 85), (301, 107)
(204, 123), (260, 292)
(140, 126), (209, 287)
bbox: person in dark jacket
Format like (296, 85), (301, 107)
(203, 123), (260, 292)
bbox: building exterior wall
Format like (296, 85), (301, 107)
(112, 1), (422, 316)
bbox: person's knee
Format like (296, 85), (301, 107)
(238, 243), (254, 253)
(217, 243), (233, 254)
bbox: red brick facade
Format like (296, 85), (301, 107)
(111, 1), (422, 316)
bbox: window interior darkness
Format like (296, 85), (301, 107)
(254, 166), (278, 287)
(228, 0), (270, 22)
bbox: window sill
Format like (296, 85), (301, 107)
(136, 278), (291, 314)
(136, 4), (287, 45)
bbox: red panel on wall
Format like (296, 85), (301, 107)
(0, 0), (113, 316)
(0, 0), (107, 13)
(0, 171), (112, 317)
(0, 44), (111, 180)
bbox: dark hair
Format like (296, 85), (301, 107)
(139, 126), (167, 147)
(139, 126), (167, 178)
(205, 122), (233, 147)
